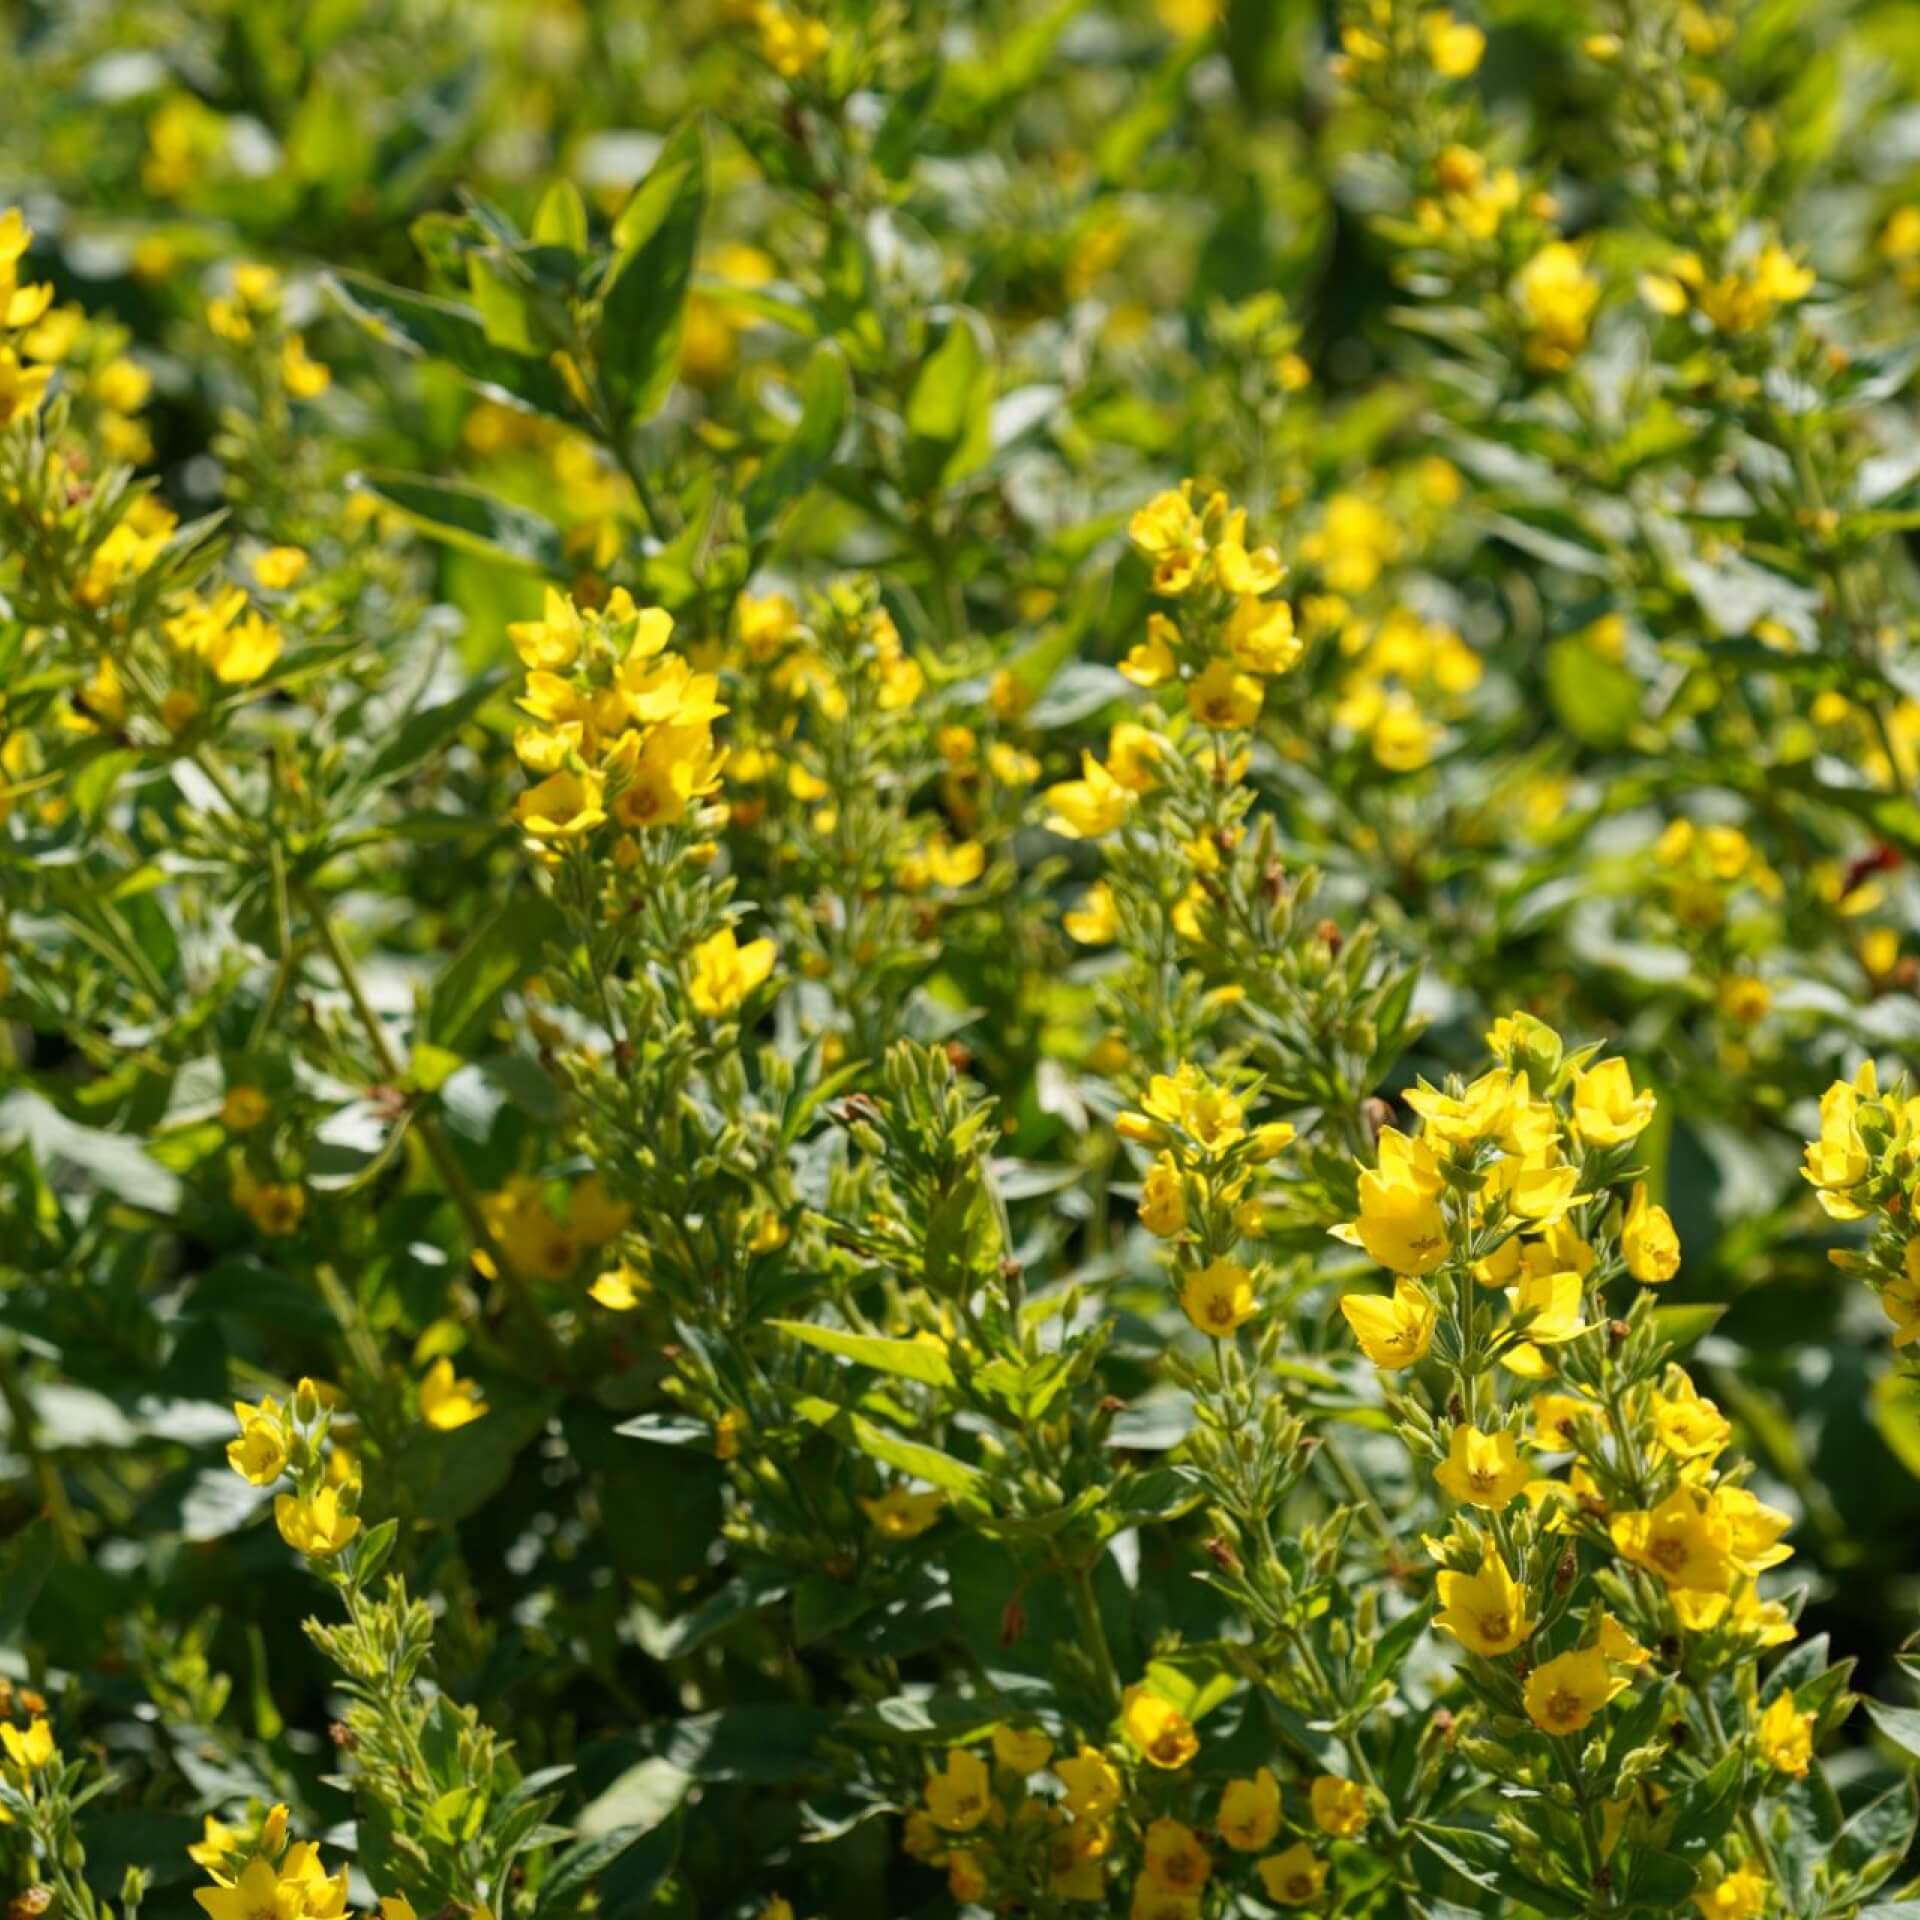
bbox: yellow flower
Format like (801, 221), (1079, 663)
(1181, 1258), (1257, 1338)
(755, 0), (829, 78)
(227, 1397), (289, 1485)
(1571, 1058), (1656, 1144)
(1310, 1774), (1368, 1838)
(231, 1170), (306, 1237)
(1044, 753), (1135, 838)
(254, 546), (308, 591)
(1693, 1867), (1769, 1919)
(924, 1749), (991, 1832)
(221, 1084), (271, 1131)
(1125, 1065), (1247, 1152)
(1256, 1844), (1329, 1907)
(590, 1262), (647, 1311)
(1340, 1278), (1438, 1370)
(1186, 658), (1263, 730)
(1121, 620), (1179, 687)
(689, 926), (777, 1017)
(1122, 1685), (1199, 1769)
(194, 1856), (297, 1920)
(201, 610), (284, 686)
(1531, 1391), (1593, 1451)
(1609, 1489), (1733, 1594)
(1226, 596), (1301, 676)
(1, 1717), (54, 1770)
(1756, 1691), (1812, 1778)
(1802, 1070), (1874, 1218)
(1344, 1128), (1448, 1274)
(859, 1487), (944, 1540)
(1129, 486), (1207, 594)
(1423, 8), (1486, 75)
(1595, 1610), (1650, 1667)
(991, 1725), (1052, 1774)
(418, 1357), (486, 1431)
(1138, 1154), (1188, 1238)
(1437, 1552), (1534, 1655)
(187, 1816), (237, 1872)
(1524, 1645), (1617, 1734)
(515, 769), (606, 839)
(1216, 1768), (1280, 1851)
(274, 1485), (361, 1559)
(1057, 1745), (1122, 1818)
(0, 347), (52, 426)
(1650, 1373), (1729, 1462)
(508, 586), (585, 670)
(1623, 1183), (1681, 1282)
(1143, 1818), (1210, 1897)
(1515, 241), (1599, 371)
(946, 1852), (987, 1904)
(282, 333), (331, 398)
(1433, 1425), (1533, 1509)
(1714, 1486), (1793, 1574)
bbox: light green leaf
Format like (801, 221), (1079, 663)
(772, 1321), (956, 1387)
(600, 119), (706, 428)
(791, 1394), (983, 1497)
(745, 343), (850, 540)
(351, 472), (568, 572)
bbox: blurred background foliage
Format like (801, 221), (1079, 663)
(7, 0), (1920, 1914)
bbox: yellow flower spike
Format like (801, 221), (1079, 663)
(1524, 1645), (1620, 1735)
(1756, 1691), (1813, 1778)
(1256, 1843), (1329, 1907)
(1339, 1277), (1439, 1370)
(1622, 1182), (1681, 1282)
(1215, 1768), (1280, 1851)
(858, 1487), (944, 1540)
(1121, 1684), (1199, 1769)
(1180, 1258), (1257, 1338)
(273, 1484), (361, 1559)
(1433, 1424), (1533, 1509)
(1142, 1818), (1210, 1897)
(418, 1356), (486, 1431)
(923, 1748), (991, 1831)
(1436, 1551), (1535, 1655)
(1309, 1774), (1368, 1837)
(688, 926), (776, 1017)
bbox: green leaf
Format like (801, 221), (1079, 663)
(838, 1692), (1008, 1745)
(532, 179), (589, 252)
(1544, 635), (1641, 748)
(790, 1394), (983, 1497)
(328, 271), (576, 418)
(744, 342), (850, 540)
(904, 309), (994, 495)
(650, 1706), (830, 1783)
(427, 893), (567, 1053)
(1837, 1781), (1918, 1890)
(1873, 1370), (1920, 1480)
(0, 1520), (56, 1641)
(1662, 1748), (1744, 1861)
(771, 1320), (956, 1387)
(1652, 1303), (1726, 1351)
(792, 1573), (876, 1646)
(600, 119), (707, 428)
(352, 472), (569, 573)
(1410, 1825), (1586, 1917)
(350, 668), (506, 797)
(1363, 1595), (1435, 1694)
(1867, 1699), (1920, 1765)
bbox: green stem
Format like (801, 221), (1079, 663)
(301, 886), (569, 1376)
(1064, 1558), (1122, 1715)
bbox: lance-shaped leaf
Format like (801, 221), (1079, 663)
(350, 471), (568, 573)
(771, 1320), (955, 1388)
(599, 118), (707, 429)
(744, 342), (850, 540)
(791, 1394), (982, 1497)
(904, 308), (994, 496)
(328, 271), (577, 419)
